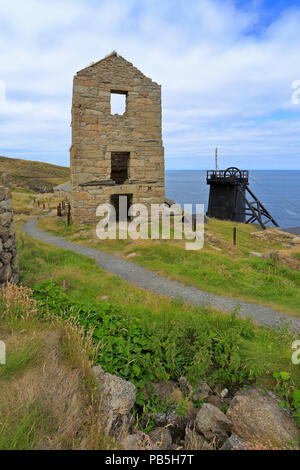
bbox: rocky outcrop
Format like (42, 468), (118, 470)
(151, 381), (182, 403)
(251, 227), (300, 246)
(195, 403), (233, 447)
(124, 431), (157, 450)
(227, 387), (299, 449)
(220, 434), (251, 450)
(192, 380), (213, 402)
(0, 174), (19, 284)
(91, 368), (299, 451)
(154, 411), (189, 439)
(205, 395), (223, 408)
(92, 365), (136, 434)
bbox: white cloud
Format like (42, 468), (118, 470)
(0, 0), (300, 168)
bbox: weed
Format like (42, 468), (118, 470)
(175, 398), (189, 418)
(31, 280), (275, 394)
(273, 371), (300, 427)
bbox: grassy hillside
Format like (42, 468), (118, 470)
(0, 189), (298, 449)
(38, 213), (300, 317)
(0, 156), (70, 193)
(0, 284), (115, 450)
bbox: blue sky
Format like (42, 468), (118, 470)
(0, 0), (300, 170)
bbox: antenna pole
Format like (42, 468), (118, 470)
(215, 147), (218, 171)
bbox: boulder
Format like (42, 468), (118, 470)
(0, 199), (12, 211)
(195, 403), (232, 446)
(0, 252), (12, 265)
(3, 238), (13, 250)
(154, 413), (168, 427)
(0, 227), (10, 243)
(154, 411), (189, 439)
(111, 412), (135, 440)
(227, 387), (299, 449)
(152, 381), (181, 403)
(0, 212), (12, 226)
(148, 427), (173, 450)
(124, 431), (157, 450)
(92, 365), (136, 433)
(220, 434), (251, 450)
(0, 263), (12, 283)
(154, 411), (181, 429)
(193, 380), (212, 402)
(205, 395), (223, 409)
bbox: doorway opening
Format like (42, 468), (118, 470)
(110, 194), (133, 221)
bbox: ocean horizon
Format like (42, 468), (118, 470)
(165, 169), (300, 229)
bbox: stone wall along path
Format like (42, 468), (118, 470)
(0, 174), (19, 284)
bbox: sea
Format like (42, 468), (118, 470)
(165, 170), (300, 229)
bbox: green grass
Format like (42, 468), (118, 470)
(0, 402), (49, 450)
(0, 277), (116, 450)
(0, 155), (69, 192)
(15, 228), (300, 396)
(11, 186), (35, 194)
(0, 338), (42, 381)
(129, 244), (300, 317)
(9, 196), (300, 432)
(2, 189), (299, 445)
(12, 190), (35, 216)
(204, 217), (282, 254)
(37, 215), (300, 317)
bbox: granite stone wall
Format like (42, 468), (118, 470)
(0, 174), (19, 284)
(70, 51), (165, 225)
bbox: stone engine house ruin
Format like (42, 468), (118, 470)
(70, 52), (165, 225)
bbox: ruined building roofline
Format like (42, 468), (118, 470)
(76, 51), (161, 87)
(87, 50), (118, 68)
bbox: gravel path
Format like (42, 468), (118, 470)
(22, 216), (300, 331)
